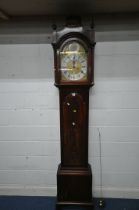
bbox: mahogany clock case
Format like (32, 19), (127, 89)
(52, 27), (95, 210)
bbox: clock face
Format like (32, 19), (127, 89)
(60, 41), (87, 82)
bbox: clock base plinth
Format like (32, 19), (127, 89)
(56, 201), (94, 210)
(56, 164), (94, 210)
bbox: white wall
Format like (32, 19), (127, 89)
(91, 42), (139, 198)
(0, 42), (139, 198)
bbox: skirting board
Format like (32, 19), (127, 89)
(0, 185), (57, 196)
(94, 187), (139, 199)
(0, 185), (139, 199)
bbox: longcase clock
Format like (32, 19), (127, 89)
(52, 19), (95, 210)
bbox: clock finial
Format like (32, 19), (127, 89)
(65, 16), (82, 28)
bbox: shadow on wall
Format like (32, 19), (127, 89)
(0, 44), (54, 80)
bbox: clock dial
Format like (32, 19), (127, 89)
(60, 41), (87, 82)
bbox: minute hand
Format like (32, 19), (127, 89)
(73, 55), (76, 68)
